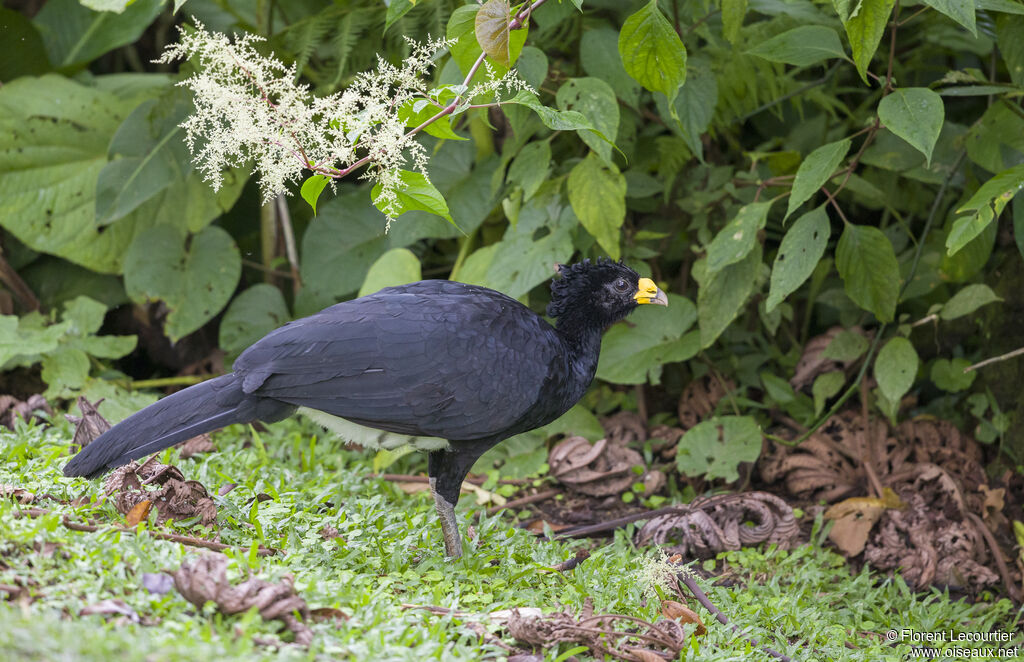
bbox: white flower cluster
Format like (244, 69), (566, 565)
(156, 24), (453, 214)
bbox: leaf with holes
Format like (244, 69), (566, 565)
(676, 416), (762, 482)
(874, 337), (918, 404)
(766, 205), (831, 312)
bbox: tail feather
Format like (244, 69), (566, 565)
(64, 374), (260, 478)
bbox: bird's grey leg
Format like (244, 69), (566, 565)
(429, 476), (463, 558)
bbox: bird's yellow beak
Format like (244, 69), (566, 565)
(634, 278), (668, 306)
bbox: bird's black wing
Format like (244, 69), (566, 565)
(232, 281), (562, 441)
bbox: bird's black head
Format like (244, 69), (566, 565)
(547, 259), (668, 331)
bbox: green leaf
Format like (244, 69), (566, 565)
(874, 336), (918, 404)
(454, 188), (574, 298)
(676, 416), (762, 482)
(618, 0), (687, 101)
(371, 170), (456, 227)
(0, 8), (51, 80)
(358, 248), (423, 297)
(662, 56), (718, 161)
(567, 152), (626, 259)
(506, 90), (597, 132)
(722, 0), (748, 44)
(836, 223), (900, 322)
(300, 175), (330, 215)
(95, 92), (193, 224)
(597, 294), (699, 385)
(397, 99), (465, 141)
(696, 245), (762, 348)
(385, 0), (415, 31)
(219, 284), (290, 357)
(813, 371), (845, 417)
(581, 28), (641, 107)
(746, 25), (848, 66)
(787, 139), (851, 219)
(61, 296), (107, 336)
(920, 0), (976, 36)
(838, 0), (896, 83)
(760, 371), (796, 404)
(41, 346), (90, 397)
(555, 78), (620, 164)
(706, 201), (773, 274)
(947, 163), (1024, 255)
(996, 15), (1024, 87)
(0, 315), (68, 367)
(978, 0), (1024, 14)
(939, 284), (1003, 320)
(877, 88), (945, 166)
(822, 329), (870, 362)
(33, 0), (163, 68)
(766, 205), (831, 312)
(930, 358), (976, 392)
(299, 191), (389, 304)
(123, 225), (241, 342)
(475, 0), (527, 68)
(507, 141), (552, 201)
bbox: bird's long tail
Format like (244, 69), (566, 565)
(63, 374), (280, 479)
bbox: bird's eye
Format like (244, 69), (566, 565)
(614, 278), (629, 291)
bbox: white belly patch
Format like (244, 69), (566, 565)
(297, 407), (450, 451)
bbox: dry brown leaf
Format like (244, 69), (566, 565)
(125, 500), (153, 527)
(0, 484), (35, 504)
(79, 598), (141, 623)
(660, 600), (706, 635)
(824, 489), (905, 556)
(178, 433), (216, 459)
(172, 553), (312, 646)
(678, 376), (734, 429)
(549, 436), (644, 497)
(1, 393), (52, 431)
(104, 458), (217, 528)
(64, 397), (109, 450)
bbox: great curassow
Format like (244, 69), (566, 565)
(64, 259), (667, 557)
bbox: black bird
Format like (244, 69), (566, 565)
(64, 259), (667, 557)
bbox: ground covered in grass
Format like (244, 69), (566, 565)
(1, 415), (1020, 661)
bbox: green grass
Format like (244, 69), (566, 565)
(1, 415), (1020, 661)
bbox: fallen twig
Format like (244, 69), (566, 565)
(486, 488), (560, 516)
(14, 507), (280, 557)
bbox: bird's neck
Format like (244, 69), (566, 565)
(556, 318), (604, 379)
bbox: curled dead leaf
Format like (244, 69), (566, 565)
(125, 500), (153, 527)
(178, 433), (216, 459)
(104, 458), (217, 528)
(549, 436), (645, 497)
(64, 397), (109, 450)
(172, 553), (312, 646)
(0, 484), (35, 504)
(636, 492), (798, 558)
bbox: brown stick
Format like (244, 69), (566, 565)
(965, 512), (1022, 603)
(486, 488), (560, 516)
(15, 507), (279, 556)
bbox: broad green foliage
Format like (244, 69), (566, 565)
(219, 284), (291, 358)
(877, 88), (945, 166)
(875, 337), (919, 404)
(567, 152), (626, 259)
(787, 140), (851, 219)
(4, 0), (1024, 474)
(124, 225), (241, 342)
(0, 296), (135, 397)
(596, 293), (699, 385)
(767, 206), (831, 313)
(836, 224), (900, 322)
(618, 0), (687, 102)
(676, 416), (762, 482)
